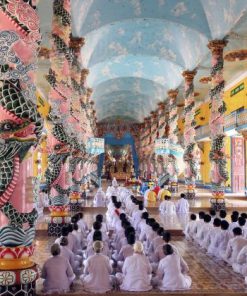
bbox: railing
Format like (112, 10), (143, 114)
(195, 108), (247, 140)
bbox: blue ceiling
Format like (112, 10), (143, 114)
(71, 0), (247, 122)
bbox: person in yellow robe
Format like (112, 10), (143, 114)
(157, 185), (171, 201)
(147, 187), (157, 203)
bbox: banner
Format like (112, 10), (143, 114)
(155, 138), (183, 157)
(86, 137), (105, 155)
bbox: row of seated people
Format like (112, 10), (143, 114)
(185, 209), (247, 283)
(41, 187), (192, 294)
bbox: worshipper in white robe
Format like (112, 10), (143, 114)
(42, 244), (75, 294)
(199, 216), (218, 250)
(106, 178), (119, 201)
(77, 212), (89, 234)
(80, 241), (114, 293)
(137, 211), (149, 237)
(206, 218), (222, 254)
(192, 211), (205, 240)
(159, 195), (176, 215)
(115, 233), (135, 270)
(229, 214), (240, 232)
(131, 202), (146, 229)
(60, 237), (81, 275)
(116, 241), (152, 291)
(176, 193), (189, 213)
(195, 214), (212, 246)
(55, 225), (69, 245)
(93, 187), (106, 207)
(139, 218), (155, 242)
(219, 209), (227, 220)
(150, 232), (179, 271)
(87, 221), (109, 244)
(153, 244), (191, 291)
(85, 230), (111, 258)
(238, 216), (246, 230)
(208, 220), (233, 259)
(222, 227), (247, 265)
(148, 227), (165, 255)
(72, 223), (85, 251)
(184, 214), (197, 240)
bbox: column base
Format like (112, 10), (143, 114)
(0, 281), (36, 296)
(185, 191), (196, 200)
(210, 198), (226, 211)
(69, 202), (82, 212)
(0, 264), (39, 296)
(48, 222), (70, 236)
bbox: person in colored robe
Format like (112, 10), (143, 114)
(80, 241), (114, 293)
(153, 244), (191, 291)
(116, 241), (152, 291)
(41, 244), (75, 294)
(157, 185), (171, 201)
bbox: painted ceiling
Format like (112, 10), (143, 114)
(37, 0), (247, 123)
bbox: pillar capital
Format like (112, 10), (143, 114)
(158, 101), (165, 110)
(81, 68), (89, 84)
(207, 39), (228, 56)
(182, 70), (197, 83)
(69, 36), (85, 53)
(167, 89), (179, 99)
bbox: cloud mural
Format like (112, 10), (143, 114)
(70, 0), (247, 122)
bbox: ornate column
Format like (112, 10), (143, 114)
(208, 39), (228, 209)
(45, 0), (73, 235)
(182, 70), (199, 199)
(166, 89), (179, 191)
(156, 103), (166, 180)
(0, 1), (43, 294)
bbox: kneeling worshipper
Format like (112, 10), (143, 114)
(60, 237), (81, 275)
(106, 178), (119, 201)
(80, 240), (114, 293)
(116, 241), (152, 291)
(93, 187), (106, 207)
(153, 244), (192, 291)
(176, 193), (190, 213)
(41, 243), (75, 294)
(223, 227), (247, 265)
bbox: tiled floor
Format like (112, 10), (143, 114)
(34, 235), (247, 295)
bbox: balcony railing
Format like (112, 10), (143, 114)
(195, 108), (247, 140)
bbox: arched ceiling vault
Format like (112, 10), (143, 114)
(69, 0), (247, 122)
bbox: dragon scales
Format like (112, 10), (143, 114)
(0, 1), (43, 294)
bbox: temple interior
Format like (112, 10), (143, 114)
(1, 0), (247, 295)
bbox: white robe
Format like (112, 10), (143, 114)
(93, 189), (106, 207)
(209, 229), (233, 259)
(223, 236), (247, 265)
(154, 253), (191, 291)
(117, 253), (152, 291)
(159, 200), (176, 215)
(184, 220), (197, 240)
(233, 245), (247, 275)
(176, 198), (189, 213)
(41, 255), (75, 293)
(80, 253), (113, 293)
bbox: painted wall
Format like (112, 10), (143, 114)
(224, 78), (247, 115)
(200, 141), (211, 184)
